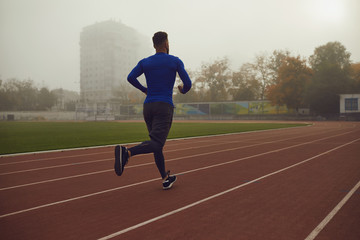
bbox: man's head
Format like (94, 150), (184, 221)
(152, 31), (169, 54)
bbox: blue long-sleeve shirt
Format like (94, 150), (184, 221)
(127, 52), (192, 106)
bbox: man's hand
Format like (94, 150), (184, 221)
(178, 85), (184, 94)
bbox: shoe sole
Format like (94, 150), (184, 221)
(114, 145), (123, 176)
(163, 176), (177, 190)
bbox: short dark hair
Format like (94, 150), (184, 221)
(152, 31), (168, 48)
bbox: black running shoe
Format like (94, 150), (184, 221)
(114, 145), (128, 176)
(163, 171), (177, 190)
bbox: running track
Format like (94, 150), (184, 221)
(0, 121), (359, 240)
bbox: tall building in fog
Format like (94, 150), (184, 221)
(79, 20), (150, 103)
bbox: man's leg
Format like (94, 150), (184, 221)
(115, 102), (176, 188)
(147, 102), (173, 179)
(146, 103), (177, 189)
(128, 102), (173, 178)
(114, 103), (154, 176)
(153, 151), (167, 179)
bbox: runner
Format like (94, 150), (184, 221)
(114, 31), (192, 190)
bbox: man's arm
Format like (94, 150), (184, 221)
(177, 59), (192, 94)
(127, 61), (147, 94)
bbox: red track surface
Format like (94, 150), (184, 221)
(0, 121), (359, 240)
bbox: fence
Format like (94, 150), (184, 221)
(0, 101), (310, 121)
(0, 111), (87, 121)
(118, 101), (298, 120)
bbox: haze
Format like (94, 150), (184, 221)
(1, 0), (359, 92)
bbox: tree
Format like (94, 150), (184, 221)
(52, 88), (80, 111)
(0, 80), (9, 111)
(267, 50), (291, 84)
(253, 53), (273, 100)
(112, 84), (130, 104)
(38, 87), (56, 110)
(267, 56), (312, 110)
(189, 70), (211, 102)
(230, 63), (261, 101)
(2, 78), (38, 110)
(197, 57), (231, 101)
(173, 70), (201, 103)
(65, 101), (76, 111)
(127, 89), (146, 104)
(309, 42), (351, 72)
(306, 42), (352, 115)
(0, 78), (58, 111)
(350, 62), (360, 92)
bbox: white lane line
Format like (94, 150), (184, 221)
(0, 177), (161, 219)
(0, 140), (254, 176)
(0, 138), (222, 166)
(0, 129), (354, 190)
(98, 138), (360, 240)
(0, 151), (111, 166)
(0, 158), (112, 176)
(0, 127), (340, 176)
(0, 132), (357, 219)
(0, 139), (275, 190)
(0, 143), (122, 159)
(0, 130), (282, 173)
(305, 179), (360, 240)
(0, 169), (112, 191)
(0, 130), (347, 189)
(0, 124), (310, 159)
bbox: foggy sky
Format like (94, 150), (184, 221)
(1, 0), (359, 92)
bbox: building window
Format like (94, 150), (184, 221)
(345, 98), (358, 111)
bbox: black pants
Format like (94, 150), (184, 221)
(128, 102), (174, 179)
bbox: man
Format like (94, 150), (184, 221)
(114, 31), (192, 190)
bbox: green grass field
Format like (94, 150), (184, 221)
(0, 121), (307, 155)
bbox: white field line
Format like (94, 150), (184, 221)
(0, 126), (337, 174)
(305, 179), (360, 240)
(0, 138), (298, 190)
(98, 137), (360, 240)
(0, 138), (292, 190)
(0, 177), (162, 219)
(0, 139), (256, 176)
(0, 128), (346, 182)
(0, 123), (311, 159)
(0, 137), (225, 166)
(0, 139), (245, 175)
(0, 129), (353, 190)
(0, 169), (113, 191)
(0, 132), (357, 219)
(0, 151), (111, 166)
(0, 130), (307, 175)
(0, 158), (112, 176)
